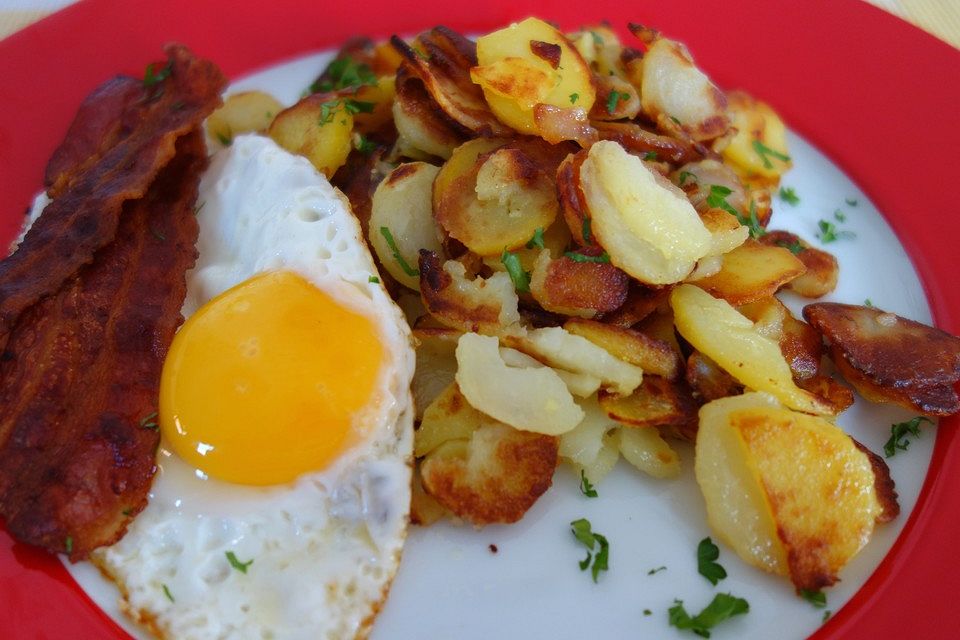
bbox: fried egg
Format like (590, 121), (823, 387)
(90, 134), (415, 640)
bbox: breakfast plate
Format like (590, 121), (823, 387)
(0, 1), (958, 639)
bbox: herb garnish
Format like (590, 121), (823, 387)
(668, 593), (749, 638)
(162, 584), (175, 602)
(800, 589), (827, 608)
(643, 609), (653, 616)
(864, 298), (874, 307)
(752, 139), (790, 169)
(884, 416), (933, 457)
(845, 198), (858, 207)
(823, 610), (833, 623)
(816, 219), (855, 243)
(139, 412), (159, 430)
(564, 251), (610, 264)
(368, 275), (380, 284)
(65, 536), (73, 554)
(310, 56), (377, 94)
(226, 551), (254, 574)
(697, 537), (728, 586)
(777, 239), (805, 255)
(834, 209), (846, 222)
(648, 566), (667, 575)
(581, 217), (592, 243)
(569, 93), (579, 104)
(150, 228), (166, 242)
(779, 187), (800, 205)
(354, 134), (377, 155)
(590, 31), (604, 46)
(216, 131), (233, 147)
(501, 250), (531, 293)
(643, 151), (658, 161)
(570, 518), (609, 582)
(319, 98), (375, 126)
(678, 171), (697, 186)
(708, 186), (765, 238)
(579, 469), (598, 498)
(143, 60), (173, 87)
(379, 227), (419, 277)
(526, 227), (546, 250)
(606, 90), (627, 114)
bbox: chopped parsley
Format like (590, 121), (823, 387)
(310, 56), (377, 94)
(678, 171), (697, 186)
(139, 412), (159, 430)
(194, 201), (206, 216)
(752, 139), (790, 169)
(816, 219), (855, 243)
(570, 518), (609, 583)
(864, 298), (874, 307)
(65, 536), (73, 554)
(779, 186), (800, 205)
(668, 593), (749, 638)
(669, 115), (681, 125)
(884, 416), (933, 457)
(845, 198), (858, 207)
(215, 131), (233, 147)
(579, 469), (598, 498)
(526, 227), (546, 250)
(319, 98), (375, 126)
(606, 90), (628, 115)
(643, 151), (658, 161)
(705, 184), (739, 217)
(800, 589), (827, 608)
(834, 209), (847, 222)
(354, 134), (377, 155)
(581, 217), (592, 243)
(143, 60), (173, 87)
(122, 508), (132, 516)
(564, 250), (610, 264)
(740, 201), (766, 238)
(777, 239), (805, 255)
(162, 584), (175, 602)
(569, 92), (579, 104)
(225, 551), (254, 574)
(368, 275), (380, 284)
(697, 537), (727, 586)
(648, 566), (667, 575)
(643, 609), (653, 616)
(500, 250), (531, 293)
(590, 30), (604, 46)
(823, 610), (833, 623)
(379, 227), (419, 277)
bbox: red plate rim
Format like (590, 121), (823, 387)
(0, 1), (958, 638)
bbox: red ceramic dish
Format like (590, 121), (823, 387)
(0, 0), (958, 638)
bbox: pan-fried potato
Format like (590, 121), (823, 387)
(602, 284), (671, 328)
(598, 376), (697, 429)
(472, 17), (596, 135)
(564, 318), (680, 379)
(558, 394), (617, 466)
(414, 382), (483, 458)
(739, 296), (822, 381)
(529, 251), (630, 319)
(498, 346), (602, 398)
(671, 284), (836, 414)
(593, 121), (707, 166)
(351, 75), (397, 133)
(696, 393), (896, 591)
(579, 141), (712, 285)
(411, 327), (461, 420)
(411, 464), (450, 526)
(433, 137), (507, 211)
(760, 230), (839, 298)
(483, 220), (571, 275)
(556, 150), (595, 247)
(207, 91), (284, 146)
(420, 419), (559, 525)
(590, 73), (640, 122)
(699, 208), (750, 258)
(419, 251), (521, 335)
(369, 162), (444, 289)
(686, 351), (743, 402)
(721, 90), (792, 179)
(804, 303), (960, 415)
(619, 426), (681, 479)
(392, 65), (464, 159)
(504, 326), (643, 396)
(455, 333), (584, 434)
(267, 93), (354, 177)
(693, 239), (806, 306)
(672, 159), (746, 212)
(577, 430), (621, 486)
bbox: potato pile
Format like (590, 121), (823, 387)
(205, 18), (960, 594)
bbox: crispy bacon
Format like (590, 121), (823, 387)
(0, 44), (225, 345)
(0, 131), (205, 560)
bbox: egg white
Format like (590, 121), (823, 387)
(90, 134), (415, 640)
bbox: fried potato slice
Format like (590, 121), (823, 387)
(696, 393), (896, 591)
(804, 303), (960, 415)
(577, 429), (621, 486)
(410, 464), (450, 526)
(601, 284), (671, 328)
(564, 317), (680, 379)
(671, 284), (836, 414)
(760, 230), (839, 298)
(455, 333), (584, 434)
(392, 65), (465, 159)
(592, 121), (707, 166)
(419, 251), (521, 335)
(267, 92), (353, 177)
(415, 382), (483, 458)
(411, 327), (461, 421)
(558, 394), (617, 466)
(420, 419), (559, 525)
(598, 376), (697, 429)
(721, 90), (792, 179)
(693, 239), (806, 306)
(556, 150), (595, 247)
(686, 351), (744, 402)
(590, 73), (640, 122)
(529, 251), (630, 319)
(369, 162), (444, 290)
(503, 326), (643, 396)
(498, 346), (602, 398)
(698, 208), (750, 259)
(433, 137), (508, 211)
(739, 296), (822, 381)
(579, 141), (711, 285)
(206, 91), (284, 146)
(619, 426), (681, 479)
(672, 159), (746, 212)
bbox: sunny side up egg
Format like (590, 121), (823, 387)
(90, 134), (416, 640)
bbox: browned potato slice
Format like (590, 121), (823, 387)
(759, 230), (839, 298)
(419, 251), (521, 335)
(415, 382), (483, 457)
(411, 463), (450, 526)
(267, 93), (353, 177)
(369, 162), (444, 290)
(498, 346), (602, 398)
(420, 419), (559, 525)
(411, 327), (461, 420)
(693, 239), (806, 306)
(598, 376), (697, 429)
(722, 90), (792, 179)
(698, 208), (750, 260)
(434, 138), (508, 211)
(558, 394), (617, 466)
(392, 65), (465, 159)
(798, 374), (855, 414)
(483, 219), (571, 276)
(593, 121), (707, 166)
(672, 159), (746, 212)
(579, 141), (712, 285)
(578, 430), (621, 485)
(564, 318), (680, 379)
(207, 91), (284, 146)
(590, 73), (640, 122)
(804, 303), (960, 415)
(556, 150), (595, 246)
(602, 284), (671, 328)
(686, 351), (744, 402)
(529, 252), (630, 319)
(739, 296), (822, 381)
(619, 426), (681, 479)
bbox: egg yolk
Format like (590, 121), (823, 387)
(159, 271), (384, 485)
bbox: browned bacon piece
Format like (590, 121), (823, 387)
(0, 44), (225, 345)
(804, 303), (960, 416)
(0, 131), (205, 560)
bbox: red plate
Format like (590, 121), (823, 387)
(0, 1), (958, 638)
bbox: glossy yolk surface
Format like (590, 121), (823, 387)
(159, 271), (384, 485)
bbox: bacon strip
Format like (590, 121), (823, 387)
(0, 131), (205, 560)
(0, 44), (225, 344)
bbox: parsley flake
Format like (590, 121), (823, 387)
(569, 92), (579, 104)
(668, 593), (749, 638)
(318, 98), (375, 126)
(150, 228), (166, 242)
(643, 151), (658, 161)
(779, 186), (800, 205)
(65, 536), (73, 554)
(526, 227), (546, 250)
(354, 134), (377, 155)
(226, 551), (254, 574)
(800, 589), (827, 608)
(215, 131), (233, 147)
(834, 209), (847, 222)
(564, 251), (610, 263)
(823, 610), (833, 623)
(606, 90), (627, 115)
(697, 537), (728, 586)
(162, 584), (175, 602)
(648, 566), (667, 575)
(570, 518), (610, 583)
(643, 609), (653, 616)
(501, 250), (531, 293)
(581, 217), (592, 243)
(590, 31), (604, 47)
(752, 139), (790, 169)
(379, 227), (419, 277)
(194, 201), (206, 216)
(368, 275), (380, 284)
(579, 469), (598, 498)
(139, 412), (159, 430)
(708, 186), (765, 238)
(864, 298), (874, 307)
(678, 171), (697, 186)
(884, 416), (933, 457)
(777, 239), (805, 255)
(845, 198), (858, 207)
(143, 60), (173, 87)
(310, 56), (378, 94)
(816, 219), (855, 243)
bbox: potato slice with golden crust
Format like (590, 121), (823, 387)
(420, 419), (559, 525)
(207, 91), (284, 146)
(686, 351), (744, 402)
(498, 346), (602, 398)
(558, 394), (617, 466)
(556, 150), (595, 247)
(593, 121), (708, 166)
(532, 104), (599, 147)
(415, 382), (483, 458)
(798, 374), (855, 414)
(564, 318), (680, 379)
(693, 239), (806, 306)
(433, 137), (509, 211)
(392, 65), (466, 159)
(598, 376), (697, 429)
(267, 92), (353, 177)
(739, 296), (822, 381)
(671, 284), (836, 415)
(590, 73), (641, 122)
(759, 230), (839, 298)
(455, 333), (584, 434)
(601, 284), (671, 329)
(411, 327), (461, 421)
(804, 303), (960, 416)
(411, 463), (450, 526)
(419, 251), (521, 335)
(721, 90), (792, 180)
(580, 141), (712, 285)
(698, 208), (750, 259)
(673, 159), (746, 212)
(530, 252), (630, 319)
(619, 426), (681, 479)
(369, 162), (444, 290)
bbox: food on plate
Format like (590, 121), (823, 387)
(0, 45), (224, 559)
(93, 134), (415, 639)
